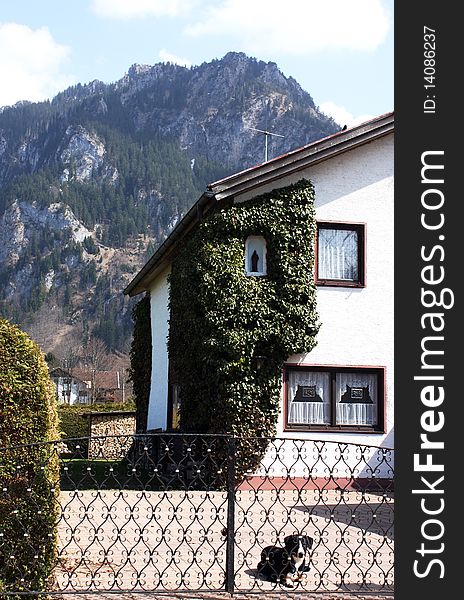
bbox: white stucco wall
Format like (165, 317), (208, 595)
(144, 134), (394, 461)
(147, 265), (171, 431)
(236, 134), (394, 449)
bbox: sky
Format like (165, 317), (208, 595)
(0, 0), (393, 127)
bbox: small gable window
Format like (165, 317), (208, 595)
(245, 236), (267, 276)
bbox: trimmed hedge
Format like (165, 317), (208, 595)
(0, 319), (60, 595)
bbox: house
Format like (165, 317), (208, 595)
(49, 367), (90, 404)
(124, 112), (394, 453)
(50, 367), (126, 405)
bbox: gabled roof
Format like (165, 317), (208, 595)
(49, 367), (88, 385)
(72, 369), (122, 390)
(125, 111), (393, 297)
(50, 367), (122, 390)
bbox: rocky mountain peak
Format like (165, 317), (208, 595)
(127, 63), (152, 78)
(0, 52), (340, 355)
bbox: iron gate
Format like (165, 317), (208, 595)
(0, 434), (394, 595)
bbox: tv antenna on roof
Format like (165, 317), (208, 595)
(248, 127), (285, 162)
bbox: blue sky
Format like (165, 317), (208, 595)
(0, 0), (393, 126)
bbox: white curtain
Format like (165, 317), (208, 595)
(336, 372), (378, 425)
(287, 370), (331, 425)
(318, 228), (358, 280)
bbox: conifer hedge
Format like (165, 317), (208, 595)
(0, 319), (60, 595)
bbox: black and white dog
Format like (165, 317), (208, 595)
(257, 534), (313, 587)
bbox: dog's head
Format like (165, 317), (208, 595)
(284, 535), (313, 562)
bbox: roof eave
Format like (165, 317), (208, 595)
(124, 191), (216, 296)
(209, 112), (394, 201)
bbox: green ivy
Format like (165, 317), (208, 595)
(168, 180), (319, 469)
(128, 295), (152, 432)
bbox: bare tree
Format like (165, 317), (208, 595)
(80, 337), (113, 403)
(60, 345), (80, 404)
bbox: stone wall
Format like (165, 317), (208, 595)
(87, 411), (136, 460)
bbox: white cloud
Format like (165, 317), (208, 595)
(186, 0), (390, 54)
(319, 101), (373, 128)
(0, 23), (74, 107)
(91, 0), (193, 19)
(158, 49), (192, 67)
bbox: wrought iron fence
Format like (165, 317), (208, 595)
(0, 433), (394, 595)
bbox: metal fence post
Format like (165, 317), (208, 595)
(225, 435), (236, 594)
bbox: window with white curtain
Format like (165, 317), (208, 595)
(287, 370), (331, 425)
(286, 366), (384, 431)
(335, 371), (378, 426)
(316, 223), (365, 286)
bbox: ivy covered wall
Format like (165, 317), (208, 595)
(128, 294), (152, 432)
(168, 179), (320, 441)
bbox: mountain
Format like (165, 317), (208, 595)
(0, 52), (340, 358)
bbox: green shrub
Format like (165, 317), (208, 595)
(57, 404), (89, 440)
(0, 319), (60, 595)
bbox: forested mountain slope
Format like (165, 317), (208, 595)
(0, 52), (339, 356)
